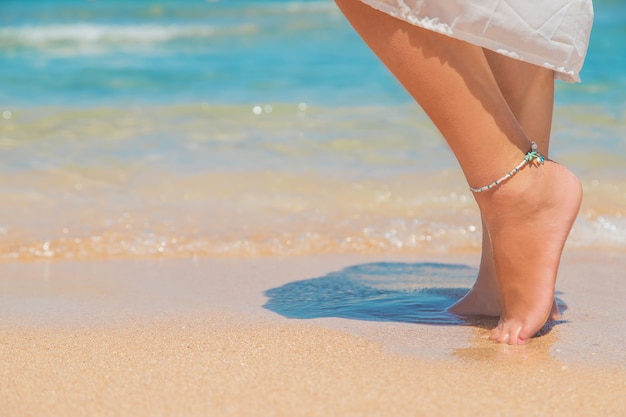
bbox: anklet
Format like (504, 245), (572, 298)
(469, 142), (545, 193)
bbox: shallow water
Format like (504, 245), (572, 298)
(264, 262), (476, 325)
(1, 1), (625, 261)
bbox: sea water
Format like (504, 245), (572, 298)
(0, 0), (625, 261)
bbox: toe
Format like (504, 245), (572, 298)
(489, 321), (526, 345)
(488, 323), (502, 341)
(510, 324), (524, 345)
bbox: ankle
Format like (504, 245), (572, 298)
(469, 141), (544, 193)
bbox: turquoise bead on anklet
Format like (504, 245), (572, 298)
(469, 142), (545, 193)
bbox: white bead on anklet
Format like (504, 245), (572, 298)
(469, 142), (545, 193)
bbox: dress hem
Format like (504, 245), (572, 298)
(356, 0), (590, 83)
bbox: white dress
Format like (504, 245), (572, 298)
(356, 0), (594, 82)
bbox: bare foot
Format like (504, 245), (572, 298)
(448, 229), (562, 320)
(474, 160), (581, 344)
(447, 253), (502, 317)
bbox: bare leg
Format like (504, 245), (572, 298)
(449, 50), (561, 319)
(335, 0), (582, 344)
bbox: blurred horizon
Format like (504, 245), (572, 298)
(0, 0), (623, 109)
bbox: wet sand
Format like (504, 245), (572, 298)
(1, 250), (625, 416)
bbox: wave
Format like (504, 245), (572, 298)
(0, 23), (258, 47)
(1, 212), (625, 262)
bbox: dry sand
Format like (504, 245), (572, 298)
(1, 250), (625, 416)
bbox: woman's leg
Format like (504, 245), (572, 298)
(449, 50), (559, 318)
(335, 0), (582, 344)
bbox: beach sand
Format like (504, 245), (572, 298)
(2, 250), (625, 416)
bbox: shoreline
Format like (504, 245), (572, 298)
(2, 249), (625, 415)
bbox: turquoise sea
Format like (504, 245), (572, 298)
(0, 0), (625, 260)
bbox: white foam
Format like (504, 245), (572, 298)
(0, 23), (257, 46)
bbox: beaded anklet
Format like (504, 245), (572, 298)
(469, 142), (545, 193)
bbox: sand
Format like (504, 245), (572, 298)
(1, 250), (626, 416)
